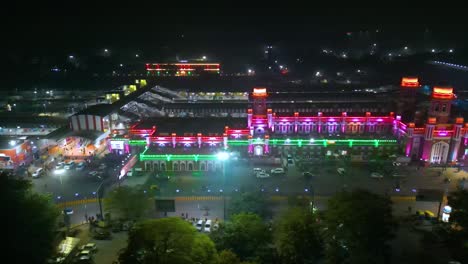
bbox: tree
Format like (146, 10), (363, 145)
(323, 189), (396, 264)
(217, 250), (259, 264)
(446, 189), (468, 262)
(274, 207), (323, 263)
(104, 186), (151, 220)
(1, 174), (60, 263)
(228, 191), (271, 219)
(119, 217), (218, 264)
(448, 189), (468, 230)
(211, 213), (272, 262)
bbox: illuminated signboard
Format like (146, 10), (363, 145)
(110, 140), (124, 150)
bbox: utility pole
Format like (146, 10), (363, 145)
(96, 181), (105, 220)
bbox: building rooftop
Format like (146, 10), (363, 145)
(133, 117), (246, 135)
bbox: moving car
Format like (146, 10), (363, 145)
(64, 161), (75, 170)
(337, 168), (345, 175)
(270, 168), (285, 174)
(303, 172), (315, 179)
(93, 229), (111, 240)
(370, 172), (384, 179)
(256, 171), (270, 178)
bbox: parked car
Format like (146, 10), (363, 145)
(79, 243), (97, 253)
(93, 229), (111, 240)
(32, 168), (43, 178)
(371, 172), (384, 179)
(253, 168), (263, 173)
(303, 172), (315, 179)
(392, 172), (405, 178)
(204, 220), (212, 232)
(55, 162), (65, 169)
(256, 171), (270, 178)
(270, 168), (285, 174)
(196, 220), (204, 231)
(337, 168), (345, 175)
(64, 161), (75, 170)
(76, 162), (85, 170)
(75, 250), (92, 259)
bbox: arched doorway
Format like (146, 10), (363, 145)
(188, 163), (193, 171)
(200, 163), (206, 171)
(207, 162), (213, 171)
(160, 163), (166, 171)
(430, 141), (449, 164)
(180, 163), (186, 171)
(173, 163), (179, 171)
(254, 145), (263, 156)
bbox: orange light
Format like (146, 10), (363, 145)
(428, 117), (437, 124)
(253, 88), (267, 97)
(433, 87), (454, 99)
(456, 118), (464, 124)
(401, 77), (419, 87)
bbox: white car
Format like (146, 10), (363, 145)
(76, 162), (85, 170)
(79, 243), (97, 252)
(55, 162), (64, 169)
(371, 172), (384, 179)
(256, 171), (270, 178)
(204, 220), (212, 232)
(195, 220), (204, 231)
(270, 168), (285, 174)
(64, 161), (75, 170)
(337, 168), (345, 175)
(253, 168), (263, 173)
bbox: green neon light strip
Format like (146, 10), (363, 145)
(140, 154), (218, 161)
(129, 140), (147, 145)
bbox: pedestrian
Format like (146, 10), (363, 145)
(185, 212), (188, 219)
(85, 213), (88, 223)
(408, 206), (412, 213)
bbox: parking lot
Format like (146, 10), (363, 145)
(140, 158), (465, 198)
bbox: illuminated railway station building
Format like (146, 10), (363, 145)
(108, 81), (468, 171)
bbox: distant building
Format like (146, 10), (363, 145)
(145, 62), (220, 76)
(0, 138), (32, 169)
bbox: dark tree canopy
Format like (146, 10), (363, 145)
(211, 213), (272, 262)
(324, 189), (396, 264)
(119, 217), (217, 264)
(104, 185), (152, 220)
(1, 174), (60, 263)
(228, 191), (271, 219)
(274, 207), (323, 263)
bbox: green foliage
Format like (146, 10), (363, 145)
(448, 189), (468, 230)
(119, 217), (217, 264)
(1, 174), (60, 263)
(274, 207), (323, 263)
(228, 191), (271, 219)
(211, 213), (271, 263)
(104, 186), (151, 220)
(324, 189), (396, 264)
(446, 189), (468, 262)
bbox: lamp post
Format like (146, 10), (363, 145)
(96, 181), (105, 220)
(217, 152), (229, 220)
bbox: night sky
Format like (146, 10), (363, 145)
(3, 6), (468, 83)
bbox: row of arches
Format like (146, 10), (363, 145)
(144, 160), (224, 171)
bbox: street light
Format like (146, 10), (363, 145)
(96, 181), (105, 220)
(217, 151), (229, 220)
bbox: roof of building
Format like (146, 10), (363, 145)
(0, 137), (26, 150)
(72, 82), (154, 117)
(133, 117), (246, 135)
